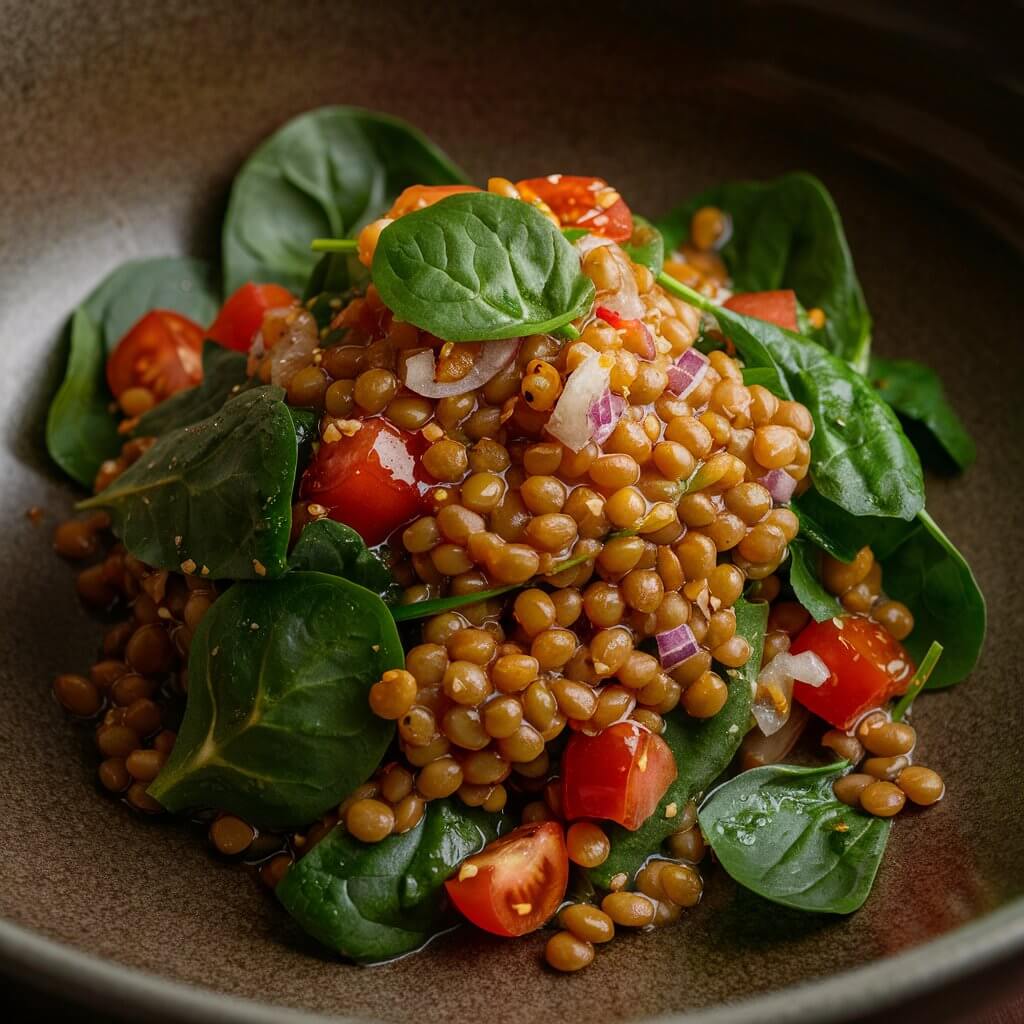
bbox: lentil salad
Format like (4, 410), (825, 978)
(44, 107), (986, 971)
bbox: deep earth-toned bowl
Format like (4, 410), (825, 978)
(2, 2), (1023, 1022)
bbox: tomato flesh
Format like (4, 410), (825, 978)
(595, 304), (656, 359)
(790, 615), (916, 730)
(386, 184), (481, 219)
(444, 822), (568, 937)
(299, 418), (431, 546)
(723, 290), (799, 332)
(561, 721), (677, 831)
(208, 282), (294, 352)
(106, 309), (204, 401)
(516, 175), (633, 242)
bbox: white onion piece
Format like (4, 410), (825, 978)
(595, 244), (645, 320)
(402, 337), (519, 398)
(246, 330), (266, 378)
(545, 344), (616, 452)
(753, 651), (831, 736)
(759, 469), (798, 505)
(741, 703), (810, 769)
(269, 312), (319, 388)
(575, 234), (614, 258)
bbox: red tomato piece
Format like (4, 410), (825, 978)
(444, 822), (568, 938)
(561, 721), (677, 831)
(386, 184), (481, 219)
(106, 310), (204, 401)
(516, 175), (633, 242)
(299, 418), (431, 546)
(723, 290), (799, 332)
(790, 615), (916, 730)
(208, 282), (294, 352)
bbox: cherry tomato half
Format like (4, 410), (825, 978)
(299, 418), (431, 546)
(790, 615), (916, 730)
(106, 310), (204, 401)
(723, 290), (799, 332)
(208, 282), (295, 352)
(444, 822), (568, 937)
(516, 175), (633, 242)
(386, 184), (481, 219)
(561, 721), (677, 831)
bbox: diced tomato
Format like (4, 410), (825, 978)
(106, 310), (204, 401)
(299, 418), (432, 546)
(595, 305), (655, 359)
(386, 184), (481, 219)
(516, 175), (633, 242)
(790, 616), (916, 730)
(444, 822), (568, 938)
(207, 282), (295, 352)
(723, 290), (799, 332)
(561, 721), (677, 831)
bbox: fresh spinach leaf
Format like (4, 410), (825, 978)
(46, 257), (221, 486)
(222, 107), (468, 295)
(869, 355), (976, 472)
(78, 387), (297, 580)
(303, 251), (364, 332)
(148, 572), (400, 828)
(658, 174), (871, 370)
(277, 799), (503, 963)
(132, 343), (249, 437)
(286, 406), (318, 470)
(657, 273), (925, 521)
(788, 538), (842, 622)
(793, 493), (984, 688)
(289, 519), (397, 599)
(373, 192), (596, 342)
(590, 598), (767, 888)
(623, 216), (664, 276)
(698, 761), (890, 914)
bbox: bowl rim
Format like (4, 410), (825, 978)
(3, 898), (1024, 1023)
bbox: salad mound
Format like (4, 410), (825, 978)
(46, 107), (984, 973)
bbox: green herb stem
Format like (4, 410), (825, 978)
(311, 238), (360, 254)
(891, 641), (943, 721)
(552, 323), (581, 341)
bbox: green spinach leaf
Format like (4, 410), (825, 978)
(79, 387), (296, 580)
(148, 572), (399, 828)
(623, 216), (664, 275)
(788, 538), (842, 622)
(870, 355), (976, 471)
(132, 343), (249, 438)
(46, 257), (221, 486)
(591, 598), (767, 888)
(303, 251), (364, 332)
(698, 761), (890, 914)
(277, 799), (503, 963)
(289, 519), (397, 599)
(658, 273), (925, 521)
(658, 174), (871, 370)
(373, 192), (596, 342)
(222, 107), (468, 295)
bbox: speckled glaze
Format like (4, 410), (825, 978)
(1, 2), (1022, 1022)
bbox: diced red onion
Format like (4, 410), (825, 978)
(546, 344), (615, 452)
(665, 347), (709, 398)
(759, 468), (798, 505)
(402, 337), (519, 399)
(588, 389), (627, 446)
(269, 312), (319, 388)
(655, 624), (700, 670)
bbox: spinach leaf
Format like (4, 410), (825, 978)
(222, 107), (468, 295)
(698, 761), (890, 914)
(623, 216), (664, 275)
(870, 355), (976, 472)
(792, 493), (985, 688)
(132, 343), (249, 437)
(78, 387), (296, 580)
(657, 273), (925, 521)
(289, 519), (397, 599)
(148, 572), (400, 828)
(287, 406), (318, 469)
(303, 251), (364, 332)
(788, 538), (842, 622)
(658, 174), (871, 370)
(590, 598), (767, 888)
(46, 257), (221, 486)
(277, 799), (503, 963)
(373, 192), (596, 342)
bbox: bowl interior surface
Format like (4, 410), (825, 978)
(1, 2), (1023, 1022)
